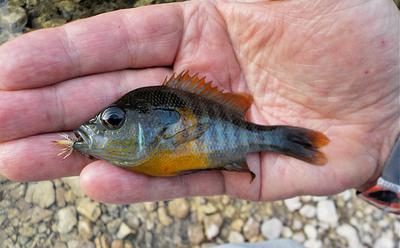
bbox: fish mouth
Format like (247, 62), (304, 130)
(73, 126), (93, 147)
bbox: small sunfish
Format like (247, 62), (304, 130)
(55, 71), (329, 178)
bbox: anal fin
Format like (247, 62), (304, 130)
(224, 160), (256, 181)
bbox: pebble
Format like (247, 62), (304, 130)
(30, 207), (53, 223)
(304, 239), (322, 248)
(157, 207), (173, 226)
(76, 198), (101, 222)
(56, 207), (77, 234)
(25, 181), (55, 208)
(188, 224), (204, 245)
(204, 214), (223, 240)
(167, 198), (190, 219)
(94, 235), (110, 248)
(243, 218), (260, 240)
(374, 236), (395, 248)
(230, 219), (244, 232)
(78, 219), (92, 240)
(317, 200), (338, 225)
(261, 218), (283, 240)
(292, 232), (305, 243)
(116, 223), (133, 239)
(228, 231), (245, 243)
(62, 177), (84, 197)
(111, 240), (123, 248)
(67, 240), (95, 248)
(304, 224), (317, 239)
(299, 205), (316, 218)
(337, 224), (362, 248)
(284, 197), (302, 211)
(1, 6), (27, 32)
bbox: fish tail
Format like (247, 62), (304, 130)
(255, 126), (329, 165)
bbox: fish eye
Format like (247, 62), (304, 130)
(100, 107), (126, 130)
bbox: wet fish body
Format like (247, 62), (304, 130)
(57, 72), (329, 177)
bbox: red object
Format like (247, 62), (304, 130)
(357, 185), (400, 215)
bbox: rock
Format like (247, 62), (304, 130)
(299, 205), (316, 218)
(144, 202), (157, 212)
(117, 223), (133, 239)
(223, 206), (236, 218)
(25, 181), (55, 208)
(54, 241), (68, 248)
(317, 200), (338, 225)
(284, 197), (302, 211)
(202, 203), (218, 214)
(62, 177), (84, 197)
(56, 187), (66, 207)
(292, 219), (303, 231)
(304, 239), (322, 248)
(56, 207), (77, 234)
(19, 225), (34, 236)
(282, 227), (293, 238)
(76, 198), (101, 222)
(157, 207), (173, 226)
(111, 240), (123, 248)
(243, 218), (260, 240)
(107, 219), (122, 233)
(337, 224), (362, 248)
(1, 6), (27, 32)
(30, 207), (53, 223)
(95, 235), (110, 248)
(292, 232), (305, 243)
(78, 219), (92, 240)
(304, 224), (317, 240)
(228, 231), (244, 243)
(167, 198), (189, 219)
(374, 236), (394, 248)
(230, 219), (244, 232)
(67, 240), (95, 248)
(261, 218), (283, 240)
(204, 213), (223, 240)
(188, 224), (204, 245)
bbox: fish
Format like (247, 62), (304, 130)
(54, 71), (329, 178)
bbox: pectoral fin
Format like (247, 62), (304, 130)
(163, 123), (208, 147)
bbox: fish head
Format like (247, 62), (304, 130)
(73, 106), (147, 166)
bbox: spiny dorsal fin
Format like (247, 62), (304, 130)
(163, 71), (252, 116)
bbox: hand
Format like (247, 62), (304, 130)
(0, 0), (398, 203)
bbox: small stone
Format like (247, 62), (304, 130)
(157, 207), (173, 226)
(95, 235), (110, 248)
(123, 241), (134, 248)
(144, 202), (157, 212)
(117, 223), (133, 239)
(337, 224), (362, 248)
(292, 232), (305, 243)
(78, 219), (92, 240)
(374, 236), (394, 248)
(304, 224), (317, 239)
(282, 227), (293, 238)
(243, 218), (260, 240)
(107, 219), (122, 233)
(202, 203), (218, 214)
(299, 205), (316, 218)
(62, 177), (84, 197)
(292, 219), (303, 231)
(230, 219), (244, 232)
(204, 213), (223, 240)
(25, 181), (55, 208)
(111, 240), (123, 248)
(30, 207), (53, 223)
(54, 241), (68, 248)
(56, 187), (66, 207)
(67, 240), (95, 248)
(261, 218), (283, 240)
(2, 6), (27, 32)
(304, 239), (322, 248)
(56, 207), (77, 234)
(188, 224), (204, 245)
(167, 198), (190, 219)
(317, 200), (338, 225)
(19, 225), (34, 236)
(284, 197), (302, 211)
(224, 206), (236, 218)
(76, 198), (101, 222)
(228, 231), (244, 243)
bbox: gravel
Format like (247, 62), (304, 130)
(0, 1), (400, 248)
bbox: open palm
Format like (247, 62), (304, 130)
(0, 0), (398, 203)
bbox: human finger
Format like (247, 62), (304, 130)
(0, 68), (170, 142)
(0, 4), (183, 90)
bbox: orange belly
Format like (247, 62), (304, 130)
(126, 141), (209, 176)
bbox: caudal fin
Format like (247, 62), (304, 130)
(266, 126), (329, 165)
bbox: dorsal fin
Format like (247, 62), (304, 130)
(163, 71), (252, 116)
(163, 71), (252, 115)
